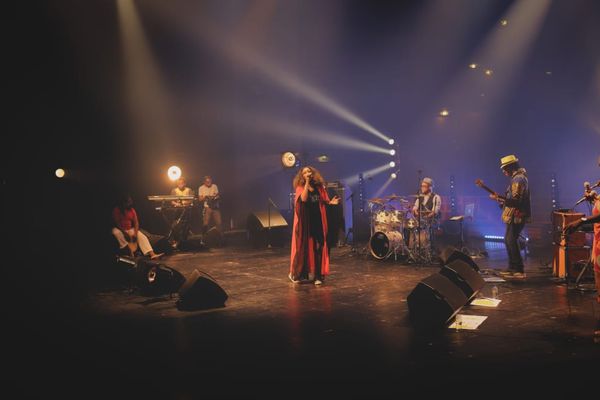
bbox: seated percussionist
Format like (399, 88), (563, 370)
(171, 177), (194, 207)
(412, 177), (442, 223)
(112, 194), (163, 259)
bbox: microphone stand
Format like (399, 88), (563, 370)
(267, 197), (279, 249)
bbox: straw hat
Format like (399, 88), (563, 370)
(500, 154), (519, 169)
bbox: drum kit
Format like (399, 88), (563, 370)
(367, 194), (435, 264)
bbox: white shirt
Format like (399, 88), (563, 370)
(198, 184), (219, 208)
(413, 192), (442, 215)
(171, 186), (194, 206)
(171, 187), (194, 196)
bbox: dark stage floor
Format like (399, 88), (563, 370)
(31, 241), (600, 397)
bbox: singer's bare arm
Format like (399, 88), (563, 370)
(586, 214), (600, 224)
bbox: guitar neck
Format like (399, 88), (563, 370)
(479, 184), (497, 196)
(475, 180), (506, 200)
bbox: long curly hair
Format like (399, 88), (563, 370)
(293, 166), (325, 188)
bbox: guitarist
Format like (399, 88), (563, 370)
(198, 175), (222, 232)
(489, 155), (531, 279)
(112, 194), (163, 259)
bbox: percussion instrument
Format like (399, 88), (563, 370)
(369, 230), (405, 260)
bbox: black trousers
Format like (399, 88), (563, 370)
(504, 223), (525, 272)
(300, 237), (323, 281)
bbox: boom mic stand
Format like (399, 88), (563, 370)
(267, 197), (279, 249)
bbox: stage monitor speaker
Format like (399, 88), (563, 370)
(178, 234), (208, 252)
(140, 229), (172, 255)
(439, 260), (484, 300)
(135, 258), (185, 296)
(247, 210), (289, 247)
(177, 269), (228, 310)
(204, 227), (224, 248)
(440, 247), (480, 272)
(407, 273), (468, 328)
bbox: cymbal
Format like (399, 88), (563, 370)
(387, 197), (410, 203)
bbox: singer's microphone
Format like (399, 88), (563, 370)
(574, 189), (597, 206)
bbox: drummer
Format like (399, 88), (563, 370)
(412, 177), (442, 223)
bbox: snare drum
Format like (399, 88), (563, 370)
(369, 230), (404, 260)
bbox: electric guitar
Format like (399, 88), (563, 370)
(475, 179), (506, 202)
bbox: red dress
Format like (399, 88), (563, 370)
(290, 185), (330, 279)
(593, 199), (600, 273)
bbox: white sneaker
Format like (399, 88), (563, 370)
(289, 274), (299, 284)
(314, 279), (323, 286)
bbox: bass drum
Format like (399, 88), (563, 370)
(369, 230), (404, 260)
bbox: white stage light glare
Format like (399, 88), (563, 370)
(391, 173), (397, 179)
(281, 152), (296, 168)
(389, 149), (396, 156)
(388, 139), (395, 145)
(167, 165), (182, 181)
(389, 161), (396, 168)
(55, 168), (65, 178)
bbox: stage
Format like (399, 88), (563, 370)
(59, 241), (599, 397)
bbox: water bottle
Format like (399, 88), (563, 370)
(491, 285), (499, 299)
(455, 314), (462, 331)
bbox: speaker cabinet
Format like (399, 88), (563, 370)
(177, 269), (228, 311)
(553, 245), (591, 280)
(439, 260), (484, 300)
(440, 247), (480, 272)
(134, 258), (185, 296)
(407, 273), (468, 327)
(247, 210), (289, 247)
(326, 182), (348, 246)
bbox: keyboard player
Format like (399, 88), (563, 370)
(171, 178), (194, 207)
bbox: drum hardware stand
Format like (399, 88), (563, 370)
(574, 260), (596, 292)
(267, 197), (279, 249)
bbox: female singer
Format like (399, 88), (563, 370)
(289, 166), (340, 285)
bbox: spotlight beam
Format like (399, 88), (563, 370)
(228, 111), (392, 155)
(151, 5), (391, 143)
(372, 176), (395, 198)
(342, 163), (394, 186)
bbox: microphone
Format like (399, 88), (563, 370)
(574, 189), (597, 206)
(573, 182), (591, 207)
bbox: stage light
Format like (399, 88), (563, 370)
(484, 69), (493, 76)
(469, 63), (478, 69)
(500, 19), (508, 26)
(439, 109), (449, 117)
(389, 161), (396, 168)
(389, 149), (396, 156)
(317, 155), (329, 163)
(55, 168), (65, 178)
(388, 139), (395, 145)
(281, 151), (296, 168)
(167, 165), (182, 181)
(391, 173), (397, 179)
(342, 163), (395, 186)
